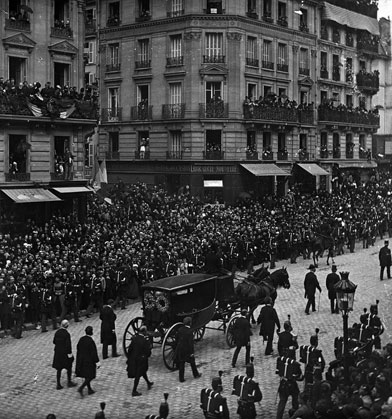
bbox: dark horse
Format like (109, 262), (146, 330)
(235, 267), (290, 323)
(309, 231), (335, 267)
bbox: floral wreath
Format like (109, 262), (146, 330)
(155, 293), (170, 313)
(144, 291), (156, 310)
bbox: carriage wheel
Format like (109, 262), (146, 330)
(193, 326), (206, 342)
(162, 322), (183, 371)
(123, 316), (145, 356)
(226, 315), (240, 348)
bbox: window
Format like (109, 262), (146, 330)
(277, 43), (287, 71)
(9, 57), (26, 84)
(54, 0), (70, 25)
(278, 132), (286, 152)
(346, 57), (353, 83)
(247, 83), (257, 100)
(170, 83), (182, 104)
(108, 2), (120, 24)
(359, 60), (366, 71)
(137, 39), (150, 67)
(88, 41), (96, 64)
(320, 90), (328, 104)
(109, 132), (119, 154)
(278, 88), (286, 97)
(9, 134), (28, 175)
(263, 0), (272, 17)
(346, 94), (353, 107)
(54, 62), (70, 86)
(88, 72), (96, 85)
(206, 130), (222, 152)
(346, 133), (354, 158)
(262, 40), (273, 68)
(263, 132), (271, 151)
(333, 133), (340, 157)
(246, 37), (258, 66)
(85, 141), (94, 168)
(332, 54), (340, 81)
(207, 0), (222, 14)
(171, 0), (184, 16)
(299, 48), (309, 75)
(278, 2), (286, 18)
(299, 8), (308, 31)
(320, 132), (328, 157)
(206, 82), (222, 103)
(300, 91), (308, 105)
(263, 85), (272, 97)
(106, 43), (120, 71)
(169, 131), (182, 158)
(320, 52), (328, 78)
(168, 35), (183, 65)
(248, 0), (256, 13)
(299, 134), (307, 150)
(108, 87), (119, 110)
(137, 85), (149, 104)
(205, 33), (223, 61)
(247, 131), (256, 153)
(332, 92), (340, 102)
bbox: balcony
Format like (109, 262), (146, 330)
(107, 17), (121, 27)
(106, 151), (120, 160)
(136, 12), (152, 22)
(356, 71), (379, 95)
(85, 19), (96, 35)
(5, 18), (30, 31)
(204, 6), (225, 14)
(318, 108), (380, 127)
(135, 60), (151, 69)
(320, 69), (329, 79)
(199, 102), (228, 118)
(50, 172), (66, 181)
(5, 173), (30, 182)
(167, 9), (185, 17)
(243, 106), (298, 122)
(299, 109), (314, 125)
(203, 55), (225, 64)
(203, 150), (224, 160)
(166, 151), (183, 159)
(299, 23), (309, 33)
(277, 151), (288, 161)
(101, 108), (122, 122)
(298, 151), (309, 161)
(131, 105), (153, 120)
(262, 150), (274, 161)
(106, 63), (121, 72)
(277, 16), (288, 27)
(333, 149), (341, 159)
(359, 148), (368, 159)
(162, 104), (185, 119)
(166, 56), (184, 66)
(262, 61), (274, 70)
(320, 27), (328, 41)
(135, 150), (150, 159)
(357, 32), (380, 55)
(51, 26), (73, 38)
(320, 149), (329, 159)
(246, 151), (259, 160)
(246, 11), (259, 19)
(262, 13), (273, 23)
(246, 58), (259, 67)
(299, 67), (310, 76)
(277, 63), (288, 72)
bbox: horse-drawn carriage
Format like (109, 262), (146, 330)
(122, 267), (290, 370)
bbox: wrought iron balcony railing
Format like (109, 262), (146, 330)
(277, 63), (288, 72)
(333, 149), (341, 158)
(262, 151), (274, 160)
(135, 60), (151, 69)
(346, 150), (354, 159)
(203, 55), (225, 64)
(320, 69), (329, 79)
(106, 63), (121, 72)
(298, 151), (309, 161)
(299, 110), (314, 125)
(243, 106), (298, 122)
(246, 58), (259, 67)
(166, 151), (183, 159)
(262, 61), (274, 70)
(135, 150), (151, 159)
(106, 151), (120, 160)
(299, 68), (310, 76)
(136, 13), (152, 22)
(85, 19), (96, 35)
(107, 17), (120, 27)
(277, 16), (288, 27)
(199, 102), (228, 118)
(101, 107), (122, 122)
(5, 173), (31, 182)
(246, 11), (259, 19)
(166, 56), (184, 66)
(356, 72), (379, 95)
(320, 149), (329, 158)
(162, 104), (185, 119)
(167, 9), (185, 17)
(299, 23), (309, 33)
(246, 151), (259, 160)
(5, 19), (30, 31)
(131, 105), (153, 120)
(51, 26), (73, 38)
(277, 151), (288, 161)
(318, 109), (380, 126)
(203, 150), (225, 160)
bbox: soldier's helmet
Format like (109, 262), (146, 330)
(246, 363), (254, 378)
(211, 376), (223, 392)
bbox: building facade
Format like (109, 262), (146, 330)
(97, 0), (389, 203)
(0, 0), (97, 225)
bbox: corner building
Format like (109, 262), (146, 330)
(98, 0), (388, 203)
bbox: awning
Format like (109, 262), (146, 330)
(297, 163), (329, 176)
(322, 2), (380, 36)
(1, 188), (62, 203)
(338, 160), (377, 169)
(52, 186), (94, 194)
(204, 180), (223, 188)
(241, 163), (290, 177)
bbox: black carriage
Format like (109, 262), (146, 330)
(122, 272), (242, 370)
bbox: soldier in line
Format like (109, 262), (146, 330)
(200, 372), (230, 419)
(277, 317), (298, 357)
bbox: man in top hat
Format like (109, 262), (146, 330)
(304, 265), (321, 315)
(175, 316), (202, 382)
(231, 309), (252, 368)
(100, 299), (119, 359)
(326, 265), (340, 314)
(379, 240), (391, 280)
(257, 297), (280, 355)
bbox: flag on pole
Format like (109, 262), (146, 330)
(98, 159), (108, 184)
(26, 100), (43, 117)
(60, 104), (76, 119)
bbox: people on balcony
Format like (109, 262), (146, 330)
(346, 63), (354, 83)
(9, 10), (30, 23)
(318, 100), (379, 124)
(320, 145), (328, 158)
(346, 142), (355, 157)
(356, 69), (380, 90)
(298, 147), (308, 160)
(357, 32), (380, 51)
(262, 146), (273, 159)
(246, 145), (257, 158)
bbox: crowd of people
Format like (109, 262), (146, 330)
(243, 94), (314, 112)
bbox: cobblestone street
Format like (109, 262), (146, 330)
(1, 238), (391, 419)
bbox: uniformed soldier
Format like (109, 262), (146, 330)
(200, 372), (230, 419)
(277, 317), (298, 357)
(113, 263), (130, 310)
(145, 392), (169, 419)
(360, 301), (384, 350)
(300, 330), (326, 390)
(232, 361), (262, 419)
(86, 271), (106, 317)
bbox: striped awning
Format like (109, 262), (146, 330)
(1, 188), (62, 203)
(297, 163), (329, 176)
(52, 186), (94, 194)
(338, 160), (377, 169)
(241, 163), (290, 177)
(322, 2), (380, 36)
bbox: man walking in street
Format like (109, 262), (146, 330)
(75, 326), (100, 397)
(100, 299), (119, 359)
(231, 309), (252, 368)
(304, 265), (321, 315)
(257, 297), (280, 355)
(379, 240), (392, 280)
(326, 265), (340, 314)
(52, 319), (77, 390)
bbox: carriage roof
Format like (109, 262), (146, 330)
(141, 273), (217, 293)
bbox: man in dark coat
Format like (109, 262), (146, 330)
(326, 265), (340, 314)
(257, 297), (280, 355)
(379, 240), (392, 280)
(175, 316), (202, 382)
(75, 325), (100, 397)
(277, 320), (298, 357)
(304, 265), (321, 315)
(231, 309), (252, 368)
(126, 325), (153, 396)
(52, 319), (76, 390)
(100, 300), (119, 359)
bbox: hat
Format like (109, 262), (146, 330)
(308, 264), (316, 270)
(85, 326), (93, 336)
(385, 240), (389, 245)
(246, 363), (254, 377)
(332, 265), (337, 271)
(183, 317), (192, 326)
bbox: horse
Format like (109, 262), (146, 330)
(308, 231), (335, 267)
(235, 267), (290, 323)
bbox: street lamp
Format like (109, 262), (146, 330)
(335, 271), (357, 383)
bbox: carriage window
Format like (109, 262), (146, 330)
(174, 288), (192, 296)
